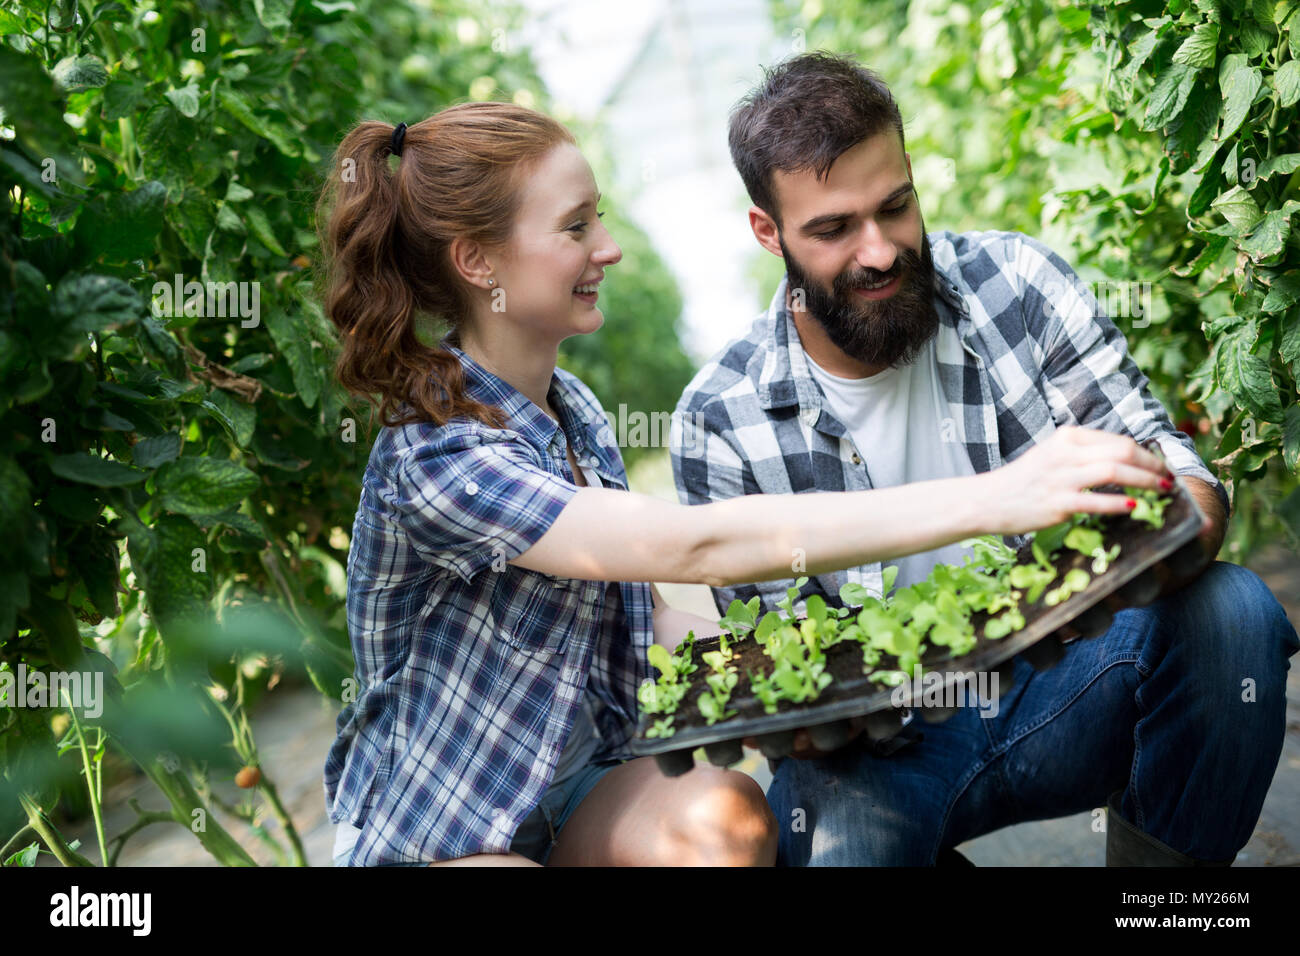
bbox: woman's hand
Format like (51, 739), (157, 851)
(978, 425), (1171, 536)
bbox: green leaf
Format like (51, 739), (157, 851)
(49, 453), (147, 487)
(0, 457), (33, 537)
(1276, 59), (1300, 107)
(201, 390), (257, 448)
(1255, 152), (1300, 180)
(164, 81), (202, 118)
(1215, 320), (1285, 421)
(881, 565), (899, 595)
(1240, 199), (1300, 260)
(71, 535), (121, 618)
(1118, 21), (1169, 83)
(102, 74), (150, 121)
(4, 843), (40, 867)
(21, 590), (84, 669)
(265, 309), (323, 408)
(1283, 404), (1300, 471)
(1263, 273), (1300, 311)
(153, 458), (260, 515)
(1173, 232), (1230, 276)
(1219, 54), (1264, 142)
(219, 88), (301, 158)
(132, 432), (182, 469)
(136, 514), (212, 629)
(254, 0), (293, 30)
(52, 273), (141, 339)
(225, 180), (255, 203)
(243, 205), (288, 257)
(1142, 62), (1199, 130)
(1281, 305), (1300, 362)
(51, 54), (108, 93)
(1210, 185), (1264, 232)
(74, 180), (167, 262)
(1172, 22), (1219, 67)
(1165, 79), (1220, 173)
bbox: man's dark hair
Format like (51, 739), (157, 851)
(728, 51), (906, 229)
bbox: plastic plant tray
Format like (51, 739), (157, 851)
(630, 469), (1207, 776)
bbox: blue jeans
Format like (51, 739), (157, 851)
(765, 562), (1300, 865)
(332, 759), (622, 866)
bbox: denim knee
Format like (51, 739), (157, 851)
(1164, 561), (1299, 687)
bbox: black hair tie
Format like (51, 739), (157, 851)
(390, 122), (408, 157)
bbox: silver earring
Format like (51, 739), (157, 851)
(487, 278), (495, 287)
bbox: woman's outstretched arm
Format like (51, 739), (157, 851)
(510, 425), (1170, 586)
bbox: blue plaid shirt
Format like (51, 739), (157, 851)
(670, 229), (1228, 619)
(324, 344), (654, 865)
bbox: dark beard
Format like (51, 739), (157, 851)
(781, 228), (940, 369)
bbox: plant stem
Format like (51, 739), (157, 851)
(17, 792), (94, 866)
(107, 803), (182, 867)
(258, 779), (307, 866)
(62, 687), (108, 865)
(0, 824), (35, 861)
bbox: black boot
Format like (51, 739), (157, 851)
(1105, 790), (1234, 866)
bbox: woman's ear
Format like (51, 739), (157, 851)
(449, 235), (496, 291)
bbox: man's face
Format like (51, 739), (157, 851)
(769, 131), (939, 369)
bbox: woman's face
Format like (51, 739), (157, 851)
(490, 142), (622, 342)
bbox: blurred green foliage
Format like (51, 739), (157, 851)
(0, 0), (689, 865)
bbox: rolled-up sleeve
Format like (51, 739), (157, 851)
(390, 433), (579, 583)
(1015, 232), (1230, 517)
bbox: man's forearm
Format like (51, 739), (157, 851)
(1181, 475), (1228, 559)
(1144, 475), (1227, 602)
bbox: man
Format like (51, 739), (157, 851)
(669, 51), (1299, 866)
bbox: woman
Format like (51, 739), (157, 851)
(317, 103), (1168, 867)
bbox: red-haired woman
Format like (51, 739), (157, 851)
(317, 103), (1167, 866)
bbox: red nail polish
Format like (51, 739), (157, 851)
(1159, 478), (1172, 491)
(1126, 498), (1137, 509)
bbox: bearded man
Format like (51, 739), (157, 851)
(669, 51), (1298, 868)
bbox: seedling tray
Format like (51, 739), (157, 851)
(630, 470), (1206, 775)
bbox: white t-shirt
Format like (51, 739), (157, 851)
(804, 334), (977, 592)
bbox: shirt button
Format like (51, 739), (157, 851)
(851, 453), (862, 465)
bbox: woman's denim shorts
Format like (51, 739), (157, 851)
(333, 758), (623, 866)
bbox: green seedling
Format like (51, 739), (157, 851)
(1064, 524), (1121, 574)
(753, 609), (783, 647)
(638, 635), (699, 718)
(962, 534), (1020, 577)
(983, 606), (1026, 639)
(868, 668), (909, 686)
(1124, 486), (1168, 529)
(701, 649), (729, 673)
(1043, 567), (1091, 606)
(748, 669), (782, 715)
(717, 596), (761, 660)
(777, 576), (810, 621)
(645, 715), (675, 739)
(697, 691), (737, 725)
(1009, 539), (1058, 603)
